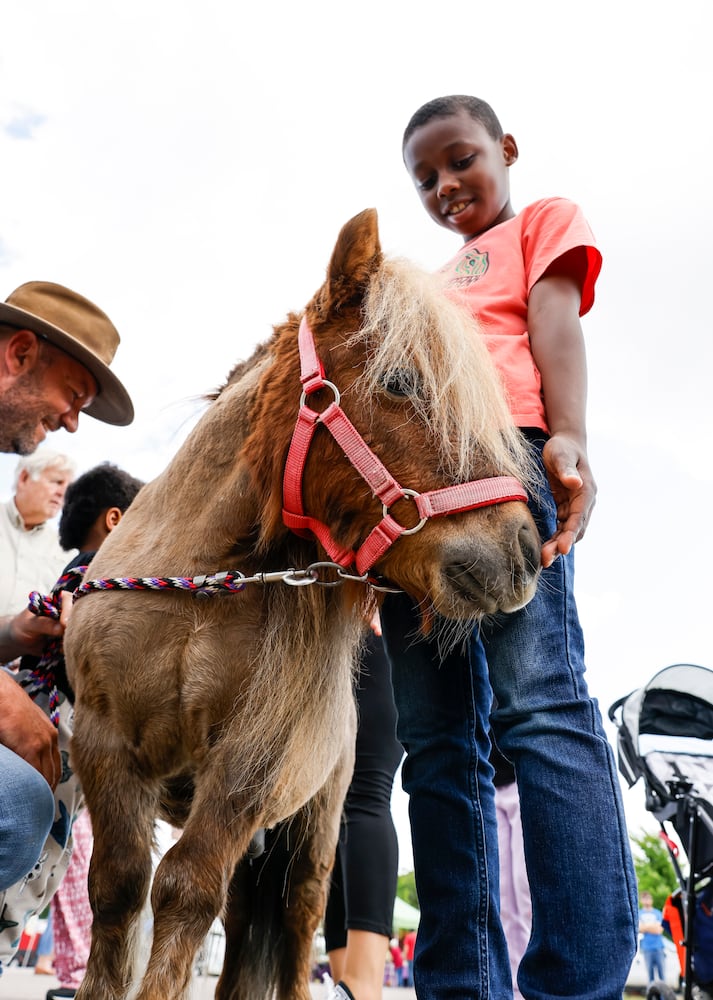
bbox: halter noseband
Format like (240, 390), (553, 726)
(281, 317), (528, 576)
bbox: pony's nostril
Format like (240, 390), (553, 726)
(518, 521), (541, 575)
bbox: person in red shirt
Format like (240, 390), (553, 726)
(402, 929), (416, 988)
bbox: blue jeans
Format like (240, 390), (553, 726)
(0, 744), (55, 891)
(643, 947), (665, 983)
(381, 435), (638, 1000)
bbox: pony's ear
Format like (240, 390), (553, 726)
(322, 208), (382, 315)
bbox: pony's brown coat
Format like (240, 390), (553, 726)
(66, 209), (540, 1000)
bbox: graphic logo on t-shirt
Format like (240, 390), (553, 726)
(452, 249), (489, 286)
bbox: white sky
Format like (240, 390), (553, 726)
(1, 0), (711, 872)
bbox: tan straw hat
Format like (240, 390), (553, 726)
(0, 280), (134, 425)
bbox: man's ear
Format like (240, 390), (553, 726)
(104, 507), (123, 533)
(5, 329), (41, 376)
(502, 133), (519, 166)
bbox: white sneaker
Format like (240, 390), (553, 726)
(327, 981), (355, 1000)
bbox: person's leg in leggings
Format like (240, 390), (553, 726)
(494, 777), (531, 1000)
(325, 632), (403, 1000)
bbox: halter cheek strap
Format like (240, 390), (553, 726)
(282, 317), (528, 576)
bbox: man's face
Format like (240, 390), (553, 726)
(15, 465), (73, 526)
(0, 340), (97, 455)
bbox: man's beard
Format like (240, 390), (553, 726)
(0, 374), (48, 454)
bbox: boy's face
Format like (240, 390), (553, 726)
(403, 109), (518, 242)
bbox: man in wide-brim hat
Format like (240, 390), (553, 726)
(0, 280), (134, 897)
(0, 280), (133, 456)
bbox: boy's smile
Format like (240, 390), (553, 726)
(403, 109), (518, 242)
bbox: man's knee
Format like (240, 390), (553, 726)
(0, 748), (55, 890)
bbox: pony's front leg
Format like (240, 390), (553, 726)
(216, 754), (354, 1000)
(73, 748), (157, 1000)
(275, 768), (352, 1000)
(133, 800), (248, 1000)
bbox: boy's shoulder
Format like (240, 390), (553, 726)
(517, 196), (586, 226)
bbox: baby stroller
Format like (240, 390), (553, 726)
(609, 663), (713, 1000)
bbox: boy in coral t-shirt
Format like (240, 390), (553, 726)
(379, 95), (639, 1000)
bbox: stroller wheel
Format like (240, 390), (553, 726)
(691, 986), (713, 1000)
(646, 983), (677, 1000)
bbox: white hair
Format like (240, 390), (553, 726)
(13, 449), (76, 489)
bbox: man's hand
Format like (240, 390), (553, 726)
(540, 433), (597, 568)
(0, 591), (73, 659)
(0, 668), (60, 790)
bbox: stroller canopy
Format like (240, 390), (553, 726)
(614, 663), (713, 772)
(609, 663), (713, 866)
(610, 664), (713, 996)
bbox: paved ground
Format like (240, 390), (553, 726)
(0, 965), (417, 999)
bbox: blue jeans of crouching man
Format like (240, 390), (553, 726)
(381, 434), (638, 1000)
(0, 743), (54, 892)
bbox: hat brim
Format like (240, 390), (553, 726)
(0, 302), (134, 425)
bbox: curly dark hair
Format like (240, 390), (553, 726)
(59, 462), (144, 550)
(402, 95), (504, 149)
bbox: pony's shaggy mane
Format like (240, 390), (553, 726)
(354, 259), (536, 489)
(230, 570), (369, 815)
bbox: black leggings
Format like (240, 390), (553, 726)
(323, 631), (403, 951)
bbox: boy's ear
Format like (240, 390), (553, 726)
(5, 329), (41, 376)
(104, 507), (123, 532)
(502, 134), (518, 166)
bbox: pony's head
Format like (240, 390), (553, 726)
(243, 208), (541, 622)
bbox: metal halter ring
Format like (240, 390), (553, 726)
(305, 562), (346, 587)
(299, 379), (341, 410)
(382, 488), (427, 536)
(282, 568), (319, 587)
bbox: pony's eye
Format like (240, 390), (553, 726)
(381, 370), (420, 399)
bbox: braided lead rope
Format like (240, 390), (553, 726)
(24, 561), (397, 724)
(74, 569), (249, 600)
(72, 562), (388, 601)
(26, 565), (88, 727)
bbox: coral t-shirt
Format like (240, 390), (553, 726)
(442, 197), (602, 431)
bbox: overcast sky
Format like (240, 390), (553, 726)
(1, 0), (711, 871)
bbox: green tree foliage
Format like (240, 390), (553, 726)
(397, 870), (418, 909)
(631, 829), (679, 910)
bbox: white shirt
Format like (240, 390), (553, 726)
(0, 497), (75, 616)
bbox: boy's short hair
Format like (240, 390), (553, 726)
(59, 462), (144, 550)
(403, 95), (504, 149)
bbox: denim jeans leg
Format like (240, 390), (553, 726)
(382, 592), (512, 1000)
(0, 744), (55, 891)
(482, 438), (638, 1000)
(643, 949), (664, 983)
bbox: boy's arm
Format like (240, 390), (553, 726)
(528, 264), (596, 568)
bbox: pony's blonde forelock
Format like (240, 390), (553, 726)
(356, 259), (534, 485)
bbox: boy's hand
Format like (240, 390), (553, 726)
(540, 433), (597, 568)
(0, 668), (61, 790)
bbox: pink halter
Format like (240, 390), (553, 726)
(282, 317), (528, 576)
